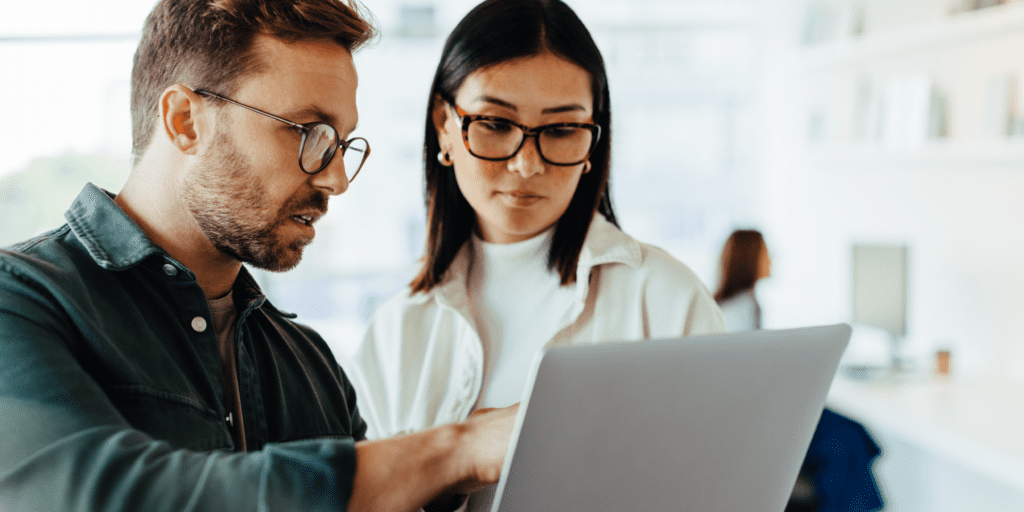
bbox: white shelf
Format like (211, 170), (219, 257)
(804, 141), (1024, 168)
(800, 3), (1024, 70)
(827, 373), (1024, 492)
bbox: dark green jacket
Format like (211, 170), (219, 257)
(0, 184), (366, 511)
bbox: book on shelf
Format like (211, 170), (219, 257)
(949, 0), (1010, 15)
(807, 73), (948, 149)
(801, 1), (865, 46)
(852, 79), (881, 142)
(878, 73), (948, 150)
(984, 70), (1024, 139)
(801, 2), (839, 46)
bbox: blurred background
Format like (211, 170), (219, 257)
(3, 0), (1024, 509)
(0, 0), (763, 353)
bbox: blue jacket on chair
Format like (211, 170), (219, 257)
(790, 408), (884, 512)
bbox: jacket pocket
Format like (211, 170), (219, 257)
(106, 384), (233, 451)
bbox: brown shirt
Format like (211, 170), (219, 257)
(208, 292), (245, 451)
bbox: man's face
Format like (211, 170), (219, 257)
(183, 36), (359, 272)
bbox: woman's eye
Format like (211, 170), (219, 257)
(480, 121), (514, 133)
(545, 127), (577, 139)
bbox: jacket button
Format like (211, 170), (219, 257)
(163, 263), (178, 276)
(191, 316), (208, 333)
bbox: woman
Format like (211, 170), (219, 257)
(714, 229), (771, 331)
(348, 0), (725, 507)
(713, 231), (884, 512)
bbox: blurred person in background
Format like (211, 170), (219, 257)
(714, 228), (771, 332)
(711, 230), (884, 512)
(346, 0), (725, 510)
(0, 1), (518, 511)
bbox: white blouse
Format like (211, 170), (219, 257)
(345, 214), (727, 441)
(468, 228), (575, 409)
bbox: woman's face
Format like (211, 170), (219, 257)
(436, 53), (594, 244)
(757, 243), (772, 279)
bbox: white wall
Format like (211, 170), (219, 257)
(759, 0), (1024, 382)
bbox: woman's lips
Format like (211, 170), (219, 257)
(498, 190), (544, 207)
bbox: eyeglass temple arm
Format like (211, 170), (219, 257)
(192, 89), (306, 131)
(447, 102), (465, 128)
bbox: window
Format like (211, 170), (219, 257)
(1, 0), (765, 361)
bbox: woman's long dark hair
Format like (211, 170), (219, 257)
(714, 230), (767, 303)
(410, 0), (617, 293)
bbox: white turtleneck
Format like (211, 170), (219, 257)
(467, 227), (576, 410)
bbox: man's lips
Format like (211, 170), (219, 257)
(289, 210), (324, 227)
(283, 190), (330, 228)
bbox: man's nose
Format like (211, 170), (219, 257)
(310, 153), (350, 196)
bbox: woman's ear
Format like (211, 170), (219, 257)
(159, 84), (207, 155)
(432, 95), (454, 147)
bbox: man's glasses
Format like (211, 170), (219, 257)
(450, 103), (600, 166)
(193, 89), (370, 180)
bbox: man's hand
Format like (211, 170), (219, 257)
(449, 404), (519, 495)
(348, 403), (519, 512)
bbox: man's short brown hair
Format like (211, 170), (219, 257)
(130, 0), (376, 164)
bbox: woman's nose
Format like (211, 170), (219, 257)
(507, 135), (545, 178)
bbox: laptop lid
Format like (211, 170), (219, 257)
(490, 324), (851, 512)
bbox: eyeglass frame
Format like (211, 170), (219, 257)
(192, 88), (370, 180)
(449, 103), (601, 167)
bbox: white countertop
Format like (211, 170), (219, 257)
(826, 372), (1024, 491)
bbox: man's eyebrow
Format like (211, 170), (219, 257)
(284, 105), (339, 128)
(473, 95), (588, 115)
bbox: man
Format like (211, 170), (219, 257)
(0, 1), (515, 511)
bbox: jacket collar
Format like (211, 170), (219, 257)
(568, 213), (641, 307)
(64, 183), (275, 313)
(574, 213), (642, 281)
(423, 241), (476, 323)
(64, 183), (165, 271)
(234, 265), (274, 316)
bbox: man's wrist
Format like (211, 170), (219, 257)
(440, 421), (473, 487)
(350, 422), (469, 512)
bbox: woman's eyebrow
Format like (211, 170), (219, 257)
(476, 95), (518, 110)
(541, 104), (587, 114)
(474, 95), (588, 114)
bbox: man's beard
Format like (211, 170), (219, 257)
(183, 130), (328, 272)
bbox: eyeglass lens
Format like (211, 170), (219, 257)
(301, 125), (369, 179)
(341, 137), (369, 180)
(467, 120), (593, 164)
(301, 124), (338, 173)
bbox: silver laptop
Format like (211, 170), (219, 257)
(489, 324), (851, 512)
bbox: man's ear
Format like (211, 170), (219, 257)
(159, 85), (207, 155)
